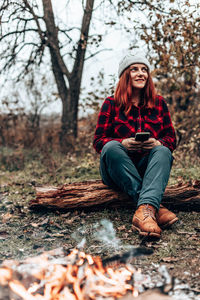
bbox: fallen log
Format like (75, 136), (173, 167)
(30, 180), (200, 211)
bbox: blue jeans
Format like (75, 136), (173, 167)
(100, 141), (173, 210)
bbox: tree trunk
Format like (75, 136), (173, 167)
(30, 180), (200, 210)
(68, 0), (95, 139)
(42, 0), (71, 151)
(42, 0), (95, 151)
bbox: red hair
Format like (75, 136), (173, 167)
(114, 66), (156, 115)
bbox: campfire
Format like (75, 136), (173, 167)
(0, 247), (152, 300)
(0, 247), (198, 300)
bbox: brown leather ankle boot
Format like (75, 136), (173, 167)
(156, 204), (178, 228)
(132, 204), (161, 238)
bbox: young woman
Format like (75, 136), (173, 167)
(93, 53), (178, 238)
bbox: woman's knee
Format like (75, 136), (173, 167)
(101, 141), (127, 161)
(151, 145), (172, 162)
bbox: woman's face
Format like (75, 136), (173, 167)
(130, 63), (148, 90)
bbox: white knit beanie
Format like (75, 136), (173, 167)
(118, 53), (151, 78)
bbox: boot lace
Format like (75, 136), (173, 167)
(142, 205), (156, 220)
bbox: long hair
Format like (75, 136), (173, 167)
(114, 67), (156, 115)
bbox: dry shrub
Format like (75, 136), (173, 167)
(0, 147), (25, 171)
(77, 112), (99, 156)
(172, 97), (200, 164)
(0, 113), (40, 148)
(0, 101), (199, 165)
(0, 113), (60, 151)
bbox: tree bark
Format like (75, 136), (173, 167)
(69, 0), (95, 138)
(30, 180), (200, 210)
(42, 0), (71, 150)
(42, 0), (94, 151)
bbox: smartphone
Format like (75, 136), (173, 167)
(135, 132), (150, 142)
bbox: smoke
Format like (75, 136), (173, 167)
(72, 218), (134, 255)
(92, 219), (122, 251)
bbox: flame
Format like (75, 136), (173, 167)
(0, 268), (12, 285)
(0, 249), (139, 299)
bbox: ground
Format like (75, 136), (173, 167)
(0, 147), (200, 297)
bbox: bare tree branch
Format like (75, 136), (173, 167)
(72, 0), (95, 77)
(42, 0), (70, 79)
(23, 0), (45, 42)
(85, 48), (112, 60)
(0, 29), (41, 42)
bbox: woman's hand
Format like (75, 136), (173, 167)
(142, 138), (161, 150)
(122, 137), (161, 151)
(122, 138), (142, 151)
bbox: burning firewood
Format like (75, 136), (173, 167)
(0, 247), (154, 300)
(1, 247), (197, 299)
(30, 180), (200, 210)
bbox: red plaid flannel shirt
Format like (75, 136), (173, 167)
(93, 95), (176, 154)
